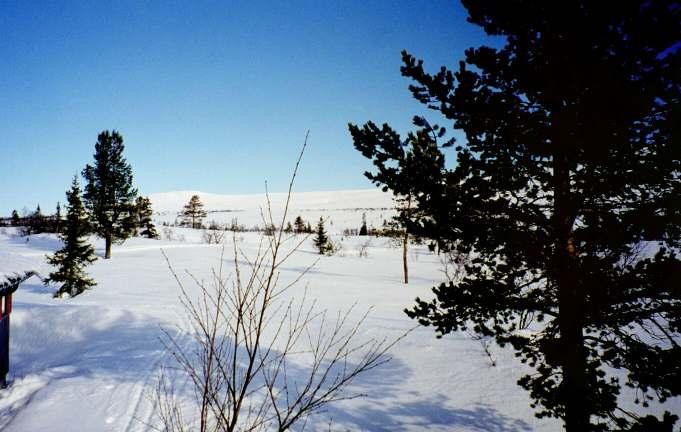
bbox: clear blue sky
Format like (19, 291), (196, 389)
(0, 0), (496, 215)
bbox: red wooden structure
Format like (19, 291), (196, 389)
(0, 271), (35, 388)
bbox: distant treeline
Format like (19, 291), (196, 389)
(0, 213), (62, 235)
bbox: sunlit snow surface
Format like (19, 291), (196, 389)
(148, 189), (397, 231)
(0, 191), (677, 431)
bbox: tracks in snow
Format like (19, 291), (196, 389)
(122, 306), (194, 432)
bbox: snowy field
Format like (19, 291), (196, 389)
(0, 191), (677, 431)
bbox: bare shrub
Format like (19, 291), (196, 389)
(226, 218), (243, 232)
(202, 229), (226, 244)
(162, 227), (175, 241)
(209, 220), (222, 230)
(357, 239), (371, 258)
(152, 133), (403, 432)
(342, 228), (358, 236)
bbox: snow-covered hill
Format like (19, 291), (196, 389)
(148, 189), (396, 233)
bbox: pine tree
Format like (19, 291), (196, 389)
(45, 177), (97, 297)
(293, 215), (306, 234)
(349, 2), (681, 430)
(135, 196), (158, 239)
(182, 195), (207, 229)
(10, 210), (20, 227)
(313, 217), (329, 255)
(284, 221), (293, 233)
(82, 130), (138, 259)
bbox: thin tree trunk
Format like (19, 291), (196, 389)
(402, 195), (411, 284)
(402, 230), (408, 284)
(557, 249), (587, 432)
(105, 235), (112, 259)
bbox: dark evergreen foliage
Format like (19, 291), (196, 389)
(263, 223), (276, 236)
(313, 217), (329, 255)
(34, 205), (45, 232)
(349, 2), (681, 430)
(135, 196), (158, 239)
(10, 210), (20, 227)
(55, 202), (62, 234)
(359, 213), (368, 236)
(45, 177), (97, 297)
(23, 204), (47, 235)
(182, 195), (207, 229)
(82, 130), (138, 259)
(294, 215), (306, 234)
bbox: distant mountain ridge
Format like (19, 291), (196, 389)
(148, 189), (396, 231)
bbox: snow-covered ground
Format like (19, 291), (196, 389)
(0, 190), (677, 431)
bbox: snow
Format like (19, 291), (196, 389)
(148, 189), (396, 231)
(0, 190), (677, 431)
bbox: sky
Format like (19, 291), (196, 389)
(0, 0), (498, 215)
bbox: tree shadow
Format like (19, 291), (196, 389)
(0, 301), (171, 429)
(304, 356), (532, 432)
(159, 330), (531, 432)
(318, 399), (533, 431)
(11, 279), (51, 296)
(8, 303), (169, 383)
(2, 297), (531, 432)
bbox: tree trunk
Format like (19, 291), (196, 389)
(402, 195), (411, 284)
(104, 235), (112, 259)
(402, 229), (408, 284)
(556, 255), (588, 432)
(553, 122), (589, 431)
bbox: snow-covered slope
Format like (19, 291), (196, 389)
(149, 189), (396, 232)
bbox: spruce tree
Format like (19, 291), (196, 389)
(45, 177), (97, 297)
(359, 213), (368, 236)
(82, 130), (138, 259)
(35, 204), (45, 233)
(313, 217), (329, 255)
(294, 215), (306, 234)
(54, 202), (62, 234)
(10, 210), (20, 227)
(135, 196), (159, 239)
(349, 2), (681, 430)
(25, 204), (46, 235)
